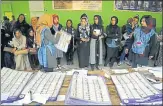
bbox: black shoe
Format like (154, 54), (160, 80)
(96, 66), (100, 70)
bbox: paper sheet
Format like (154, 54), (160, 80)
(66, 69), (88, 75)
(112, 69), (129, 74)
(1, 93), (10, 101)
(32, 94), (49, 104)
(56, 95), (65, 101)
(153, 83), (162, 90)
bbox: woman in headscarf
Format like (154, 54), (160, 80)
(104, 16), (121, 68)
(13, 14), (30, 37)
(50, 14), (63, 70)
(65, 19), (76, 65)
(154, 28), (162, 67)
(31, 17), (39, 33)
(127, 15), (157, 68)
(36, 14), (58, 72)
(76, 13), (91, 68)
(26, 28), (39, 70)
(90, 15), (104, 71)
(10, 29), (31, 71)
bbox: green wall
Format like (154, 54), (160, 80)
(1, 1), (162, 32)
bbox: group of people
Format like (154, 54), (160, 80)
(1, 13), (162, 72)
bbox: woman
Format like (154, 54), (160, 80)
(119, 18), (135, 65)
(104, 16), (121, 68)
(36, 14), (58, 72)
(50, 14), (63, 70)
(90, 15), (104, 70)
(11, 29), (31, 71)
(13, 14), (30, 37)
(26, 28), (39, 70)
(76, 13), (91, 68)
(128, 15), (157, 68)
(155, 29), (162, 66)
(65, 19), (76, 65)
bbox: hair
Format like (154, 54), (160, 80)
(13, 29), (22, 35)
(66, 19), (73, 27)
(110, 16), (118, 25)
(127, 18), (133, 24)
(133, 14), (139, 21)
(140, 15), (153, 28)
(94, 15), (103, 26)
(17, 14), (26, 23)
(3, 16), (7, 20)
(12, 15), (15, 20)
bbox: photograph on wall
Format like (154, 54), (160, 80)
(53, 0), (102, 10)
(115, 0), (162, 12)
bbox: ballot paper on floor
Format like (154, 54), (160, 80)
(148, 67), (162, 78)
(19, 71), (65, 104)
(65, 72), (112, 105)
(153, 83), (162, 91)
(54, 31), (72, 52)
(1, 67), (34, 103)
(111, 69), (129, 74)
(66, 69), (88, 75)
(111, 72), (162, 105)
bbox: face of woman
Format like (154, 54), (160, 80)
(53, 17), (59, 25)
(133, 18), (138, 25)
(81, 18), (87, 27)
(94, 17), (98, 24)
(15, 31), (21, 38)
(29, 30), (34, 37)
(67, 21), (72, 28)
(19, 15), (25, 23)
(141, 18), (147, 27)
(111, 18), (116, 25)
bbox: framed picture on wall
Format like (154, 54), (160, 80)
(114, 0), (162, 12)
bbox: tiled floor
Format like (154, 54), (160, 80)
(54, 51), (131, 72)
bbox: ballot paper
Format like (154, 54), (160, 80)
(153, 83), (162, 91)
(66, 69), (88, 75)
(56, 95), (65, 101)
(19, 71), (65, 104)
(94, 29), (101, 35)
(54, 31), (72, 52)
(112, 69), (129, 74)
(1, 67), (34, 103)
(111, 72), (162, 105)
(65, 72), (112, 105)
(148, 67), (162, 78)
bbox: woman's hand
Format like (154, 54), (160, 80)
(11, 48), (17, 53)
(149, 56), (154, 59)
(125, 48), (129, 54)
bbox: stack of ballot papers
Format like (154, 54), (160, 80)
(1, 67), (34, 103)
(65, 72), (112, 105)
(18, 71), (66, 104)
(111, 72), (162, 105)
(148, 67), (162, 78)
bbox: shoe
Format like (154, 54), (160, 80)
(96, 65), (100, 70)
(118, 61), (123, 66)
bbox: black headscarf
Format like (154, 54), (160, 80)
(140, 15), (154, 33)
(109, 16), (119, 33)
(66, 19), (73, 28)
(17, 14), (26, 24)
(27, 28), (34, 48)
(94, 15), (103, 26)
